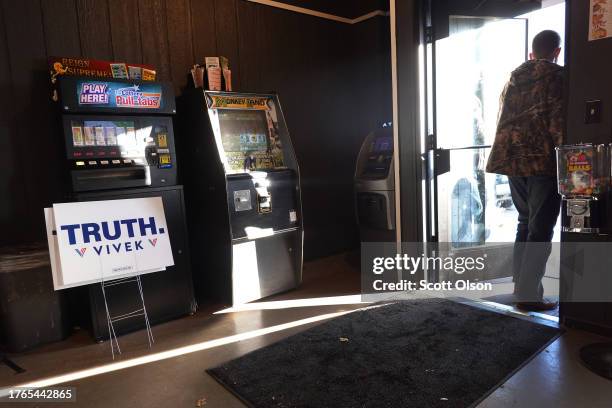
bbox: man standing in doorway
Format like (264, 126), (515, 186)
(486, 30), (564, 311)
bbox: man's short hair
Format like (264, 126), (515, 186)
(532, 30), (561, 59)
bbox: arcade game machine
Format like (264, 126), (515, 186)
(55, 76), (195, 340)
(177, 91), (303, 306)
(354, 123), (396, 243)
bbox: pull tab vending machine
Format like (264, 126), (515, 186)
(177, 90), (303, 306)
(55, 76), (195, 340)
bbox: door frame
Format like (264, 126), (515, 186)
(390, 0), (426, 282)
(392, 0), (539, 283)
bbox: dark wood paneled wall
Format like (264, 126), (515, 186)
(278, 0), (389, 19)
(565, 0), (612, 145)
(0, 0), (391, 260)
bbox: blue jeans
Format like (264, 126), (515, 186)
(509, 176), (561, 302)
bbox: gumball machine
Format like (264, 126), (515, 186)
(558, 144), (612, 380)
(556, 143), (610, 233)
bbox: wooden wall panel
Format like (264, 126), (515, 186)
(0, 2), (28, 245)
(76, 0), (113, 59)
(235, 0), (260, 91)
(165, 0), (194, 94)
(138, 0), (171, 81)
(566, 0), (612, 145)
(1, 0), (61, 242)
(42, 0), (81, 57)
(190, 0), (217, 62)
(213, 0), (240, 89)
(0, 0), (392, 260)
(108, 0), (143, 63)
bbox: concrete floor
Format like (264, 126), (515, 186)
(1, 252), (611, 407)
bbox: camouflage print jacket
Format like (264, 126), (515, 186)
(486, 60), (564, 177)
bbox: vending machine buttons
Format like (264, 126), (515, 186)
(100, 160), (109, 165)
(76, 161), (85, 166)
(112, 160), (121, 164)
(88, 160), (97, 166)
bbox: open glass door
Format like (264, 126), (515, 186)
(425, 16), (528, 284)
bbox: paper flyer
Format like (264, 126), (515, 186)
(589, 0), (612, 41)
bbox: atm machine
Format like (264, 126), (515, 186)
(55, 76), (195, 340)
(354, 123), (396, 242)
(177, 90), (303, 306)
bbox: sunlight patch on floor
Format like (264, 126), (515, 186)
(0, 309), (357, 396)
(214, 295), (367, 314)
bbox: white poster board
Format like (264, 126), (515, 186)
(45, 197), (174, 289)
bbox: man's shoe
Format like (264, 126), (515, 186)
(515, 299), (558, 311)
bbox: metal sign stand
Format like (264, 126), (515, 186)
(100, 275), (154, 359)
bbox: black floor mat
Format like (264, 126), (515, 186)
(208, 299), (562, 408)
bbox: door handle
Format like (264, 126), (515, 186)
(422, 148), (450, 177)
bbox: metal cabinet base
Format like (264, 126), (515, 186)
(231, 230), (301, 305)
(560, 232), (612, 337)
(73, 186), (196, 341)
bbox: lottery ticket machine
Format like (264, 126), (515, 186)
(177, 91), (303, 305)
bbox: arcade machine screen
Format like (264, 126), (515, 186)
(217, 109), (284, 173)
(70, 119), (137, 148)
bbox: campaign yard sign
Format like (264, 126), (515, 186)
(45, 197), (174, 289)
